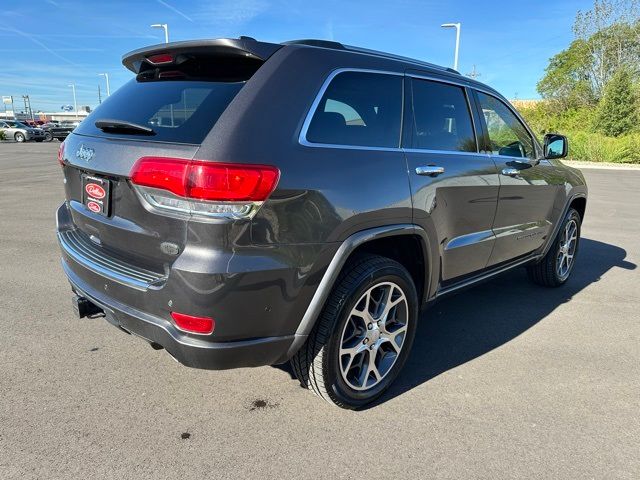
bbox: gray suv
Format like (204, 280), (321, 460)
(56, 38), (587, 408)
(0, 120), (46, 142)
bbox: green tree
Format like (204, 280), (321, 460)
(537, 39), (595, 109)
(595, 69), (638, 136)
(538, 0), (640, 107)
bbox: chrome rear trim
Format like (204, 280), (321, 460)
(58, 229), (166, 290)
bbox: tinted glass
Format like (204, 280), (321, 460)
(74, 79), (244, 144)
(477, 92), (535, 159)
(410, 79), (476, 152)
(306, 72), (402, 148)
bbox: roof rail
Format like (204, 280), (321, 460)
(282, 39), (346, 50)
(344, 45), (459, 74)
(282, 38), (459, 75)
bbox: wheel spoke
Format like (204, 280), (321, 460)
(366, 349), (381, 382)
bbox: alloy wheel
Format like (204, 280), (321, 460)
(338, 281), (409, 391)
(556, 219), (578, 280)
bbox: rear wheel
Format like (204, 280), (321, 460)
(44, 132), (53, 142)
(14, 132), (25, 143)
(291, 255), (418, 409)
(527, 208), (581, 287)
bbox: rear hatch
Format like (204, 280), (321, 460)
(60, 38), (281, 273)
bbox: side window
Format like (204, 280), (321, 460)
(305, 71), (402, 148)
(477, 92), (535, 159)
(410, 79), (476, 152)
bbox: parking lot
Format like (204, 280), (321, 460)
(1, 141), (638, 479)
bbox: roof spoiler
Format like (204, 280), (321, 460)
(122, 37), (282, 74)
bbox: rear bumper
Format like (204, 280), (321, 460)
(55, 201), (325, 369)
(62, 259), (297, 369)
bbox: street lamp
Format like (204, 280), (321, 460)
(150, 23), (169, 43)
(98, 73), (110, 96)
(441, 22), (461, 71)
(68, 83), (77, 120)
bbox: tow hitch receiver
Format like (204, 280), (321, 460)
(72, 295), (104, 318)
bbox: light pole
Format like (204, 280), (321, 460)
(150, 23), (169, 43)
(68, 83), (77, 120)
(98, 73), (110, 96)
(441, 22), (461, 71)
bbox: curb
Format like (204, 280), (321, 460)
(563, 160), (640, 171)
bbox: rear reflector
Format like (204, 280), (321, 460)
(170, 312), (215, 335)
(130, 157), (280, 202)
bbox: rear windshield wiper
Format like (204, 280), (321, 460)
(95, 119), (155, 135)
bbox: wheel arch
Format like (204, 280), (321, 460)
(539, 191), (587, 259)
(293, 224), (434, 342)
(570, 196), (587, 223)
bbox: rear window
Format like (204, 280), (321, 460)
(305, 71), (402, 148)
(74, 79), (243, 144)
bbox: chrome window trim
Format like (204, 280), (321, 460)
(299, 68), (494, 157)
(403, 148), (489, 157)
(298, 68), (405, 151)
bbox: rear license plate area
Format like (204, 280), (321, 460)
(82, 174), (111, 216)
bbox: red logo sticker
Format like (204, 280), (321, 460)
(85, 183), (106, 199)
(87, 201), (101, 213)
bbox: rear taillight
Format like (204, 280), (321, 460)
(130, 157), (280, 220)
(57, 141), (65, 166)
(170, 312), (215, 335)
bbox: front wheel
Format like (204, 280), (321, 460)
(14, 132), (25, 143)
(44, 132), (53, 142)
(291, 255), (418, 409)
(527, 208), (581, 287)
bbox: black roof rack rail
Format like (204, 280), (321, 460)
(344, 44), (459, 74)
(282, 38), (459, 75)
(282, 39), (346, 50)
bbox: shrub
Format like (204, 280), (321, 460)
(0, 130), (5, 141)
(594, 69), (638, 137)
(568, 131), (640, 163)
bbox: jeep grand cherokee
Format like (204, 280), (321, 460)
(56, 37), (587, 409)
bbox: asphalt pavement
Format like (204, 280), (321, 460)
(1, 142), (638, 479)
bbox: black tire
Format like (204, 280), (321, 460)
(14, 132), (25, 143)
(291, 254), (418, 409)
(44, 132), (53, 142)
(527, 208), (581, 287)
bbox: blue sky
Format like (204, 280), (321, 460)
(1, 0), (592, 113)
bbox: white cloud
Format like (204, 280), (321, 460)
(156, 0), (194, 22)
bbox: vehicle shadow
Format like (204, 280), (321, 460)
(368, 237), (636, 408)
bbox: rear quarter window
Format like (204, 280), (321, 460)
(304, 71), (403, 148)
(74, 79), (243, 144)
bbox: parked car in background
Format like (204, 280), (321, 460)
(0, 120), (46, 142)
(60, 120), (81, 128)
(56, 37), (587, 409)
(42, 122), (74, 142)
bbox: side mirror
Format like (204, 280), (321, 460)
(544, 133), (568, 159)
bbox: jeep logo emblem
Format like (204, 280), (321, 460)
(76, 144), (95, 162)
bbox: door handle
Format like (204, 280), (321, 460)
(416, 166), (445, 177)
(501, 167), (520, 177)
